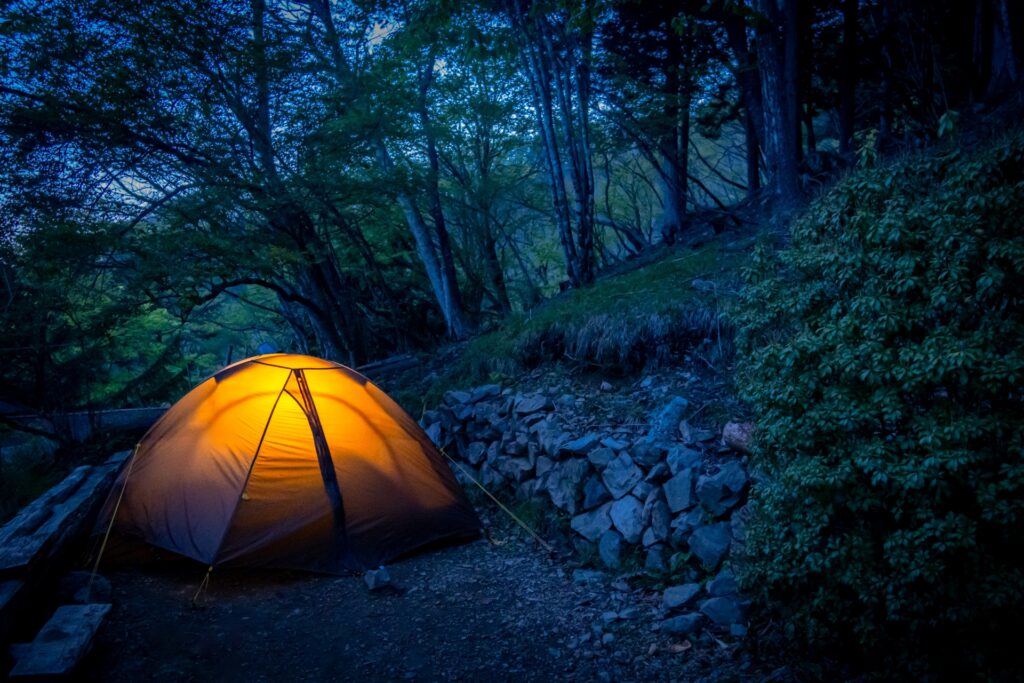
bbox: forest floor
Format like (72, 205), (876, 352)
(78, 532), (755, 683)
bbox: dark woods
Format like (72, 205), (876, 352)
(0, 0), (1020, 412)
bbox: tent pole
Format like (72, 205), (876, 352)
(86, 442), (141, 601)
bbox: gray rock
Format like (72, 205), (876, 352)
(663, 469), (696, 512)
(661, 613), (703, 636)
(445, 389), (473, 405)
(700, 596), (748, 626)
(546, 459), (591, 514)
(642, 527), (658, 547)
(560, 433), (600, 455)
(587, 447), (615, 468)
(534, 456), (555, 480)
(631, 480), (655, 501)
(600, 437), (630, 451)
(515, 479), (545, 500)
(663, 583), (702, 610)
(650, 498), (671, 542)
(499, 457), (534, 483)
(515, 394), (552, 415)
(424, 422), (443, 446)
(688, 522), (732, 571)
(645, 396), (689, 443)
(666, 447), (702, 475)
(364, 567), (392, 591)
(582, 475), (612, 510)
(644, 543), (669, 575)
(644, 462), (671, 483)
(598, 530), (623, 568)
(696, 460), (749, 516)
(730, 623), (748, 638)
(602, 454), (643, 499)
(631, 441), (665, 468)
(722, 421), (756, 454)
(609, 496), (644, 544)
(470, 384), (502, 403)
(571, 502), (613, 541)
(707, 569), (739, 597)
(463, 441), (488, 466)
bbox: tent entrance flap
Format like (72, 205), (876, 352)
(290, 369), (346, 535)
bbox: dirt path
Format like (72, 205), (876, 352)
(77, 535), (727, 682)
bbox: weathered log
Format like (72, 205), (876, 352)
(9, 603), (111, 679)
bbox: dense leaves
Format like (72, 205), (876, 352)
(736, 131), (1024, 677)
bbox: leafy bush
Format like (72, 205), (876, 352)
(736, 132), (1024, 678)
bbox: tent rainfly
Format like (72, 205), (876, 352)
(98, 354), (480, 573)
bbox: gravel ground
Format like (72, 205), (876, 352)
(77, 534), (744, 683)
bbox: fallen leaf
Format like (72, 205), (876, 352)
(666, 640), (691, 654)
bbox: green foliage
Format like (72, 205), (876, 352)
(736, 132), (1024, 677)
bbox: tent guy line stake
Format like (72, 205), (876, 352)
(87, 443), (141, 601)
(439, 446), (555, 554)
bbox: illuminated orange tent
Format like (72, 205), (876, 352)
(99, 354), (479, 573)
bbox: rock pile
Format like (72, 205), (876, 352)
(422, 385), (753, 636)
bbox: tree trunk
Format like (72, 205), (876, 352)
(986, 0), (1020, 99)
(416, 60), (472, 339)
(838, 0), (858, 158)
(755, 0), (801, 209)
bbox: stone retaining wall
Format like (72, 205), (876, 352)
(422, 385), (753, 638)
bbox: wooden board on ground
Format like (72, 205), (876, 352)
(9, 603), (111, 679)
(0, 451), (130, 578)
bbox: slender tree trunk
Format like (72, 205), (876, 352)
(838, 0), (858, 158)
(724, 11), (764, 196)
(755, 0), (801, 209)
(306, 0), (470, 339)
(986, 0), (1020, 98)
(416, 60), (472, 338)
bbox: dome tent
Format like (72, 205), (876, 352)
(99, 354), (480, 573)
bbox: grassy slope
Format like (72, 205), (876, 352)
(391, 237), (751, 409)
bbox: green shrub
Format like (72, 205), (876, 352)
(736, 132), (1024, 678)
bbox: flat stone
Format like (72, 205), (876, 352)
(663, 583), (702, 610)
(600, 437), (630, 451)
(582, 476), (612, 510)
(559, 433), (600, 455)
(700, 596), (748, 626)
(470, 384), (502, 403)
(650, 498), (671, 542)
(722, 421), (756, 453)
(645, 396), (689, 443)
(609, 496), (644, 544)
(663, 469), (696, 512)
(602, 454), (643, 499)
(515, 394), (552, 415)
(696, 460), (749, 516)
(10, 603), (111, 678)
(546, 459), (591, 514)
(364, 567), (392, 591)
(661, 613), (703, 636)
(644, 544), (669, 575)
(666, 447), (702, 475)
(463, 442), (487, 465)
(444, 390), (473, 405)
(644, 462), (671, 483)
(688, 522), (732, 571)
(587, 447), (615, 468)
(571, 503), (613, 542)
(598, 531), (623, 568)
(707, 569), (739, 597)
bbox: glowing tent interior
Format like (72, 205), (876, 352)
(97, 354), (480, 573)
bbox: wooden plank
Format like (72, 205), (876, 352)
(9, 603), (111, 678)
(0, 452), (129, 578)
